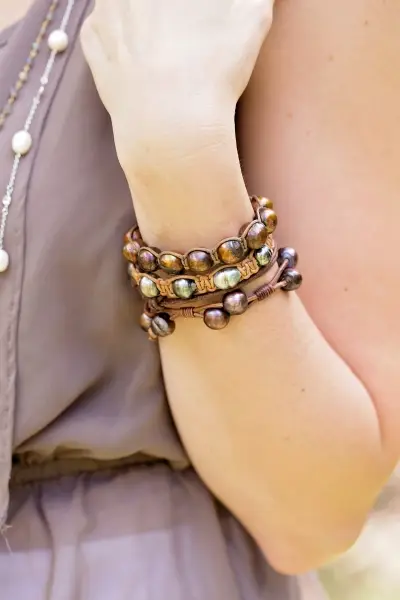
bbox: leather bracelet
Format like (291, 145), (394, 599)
(123, 196), (277, 275)
(128, 239), (276, 300)
(139, 247), (302, 340)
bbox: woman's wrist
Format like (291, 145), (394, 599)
(115, 97), (235, 173)
(123, 113), (252, 249)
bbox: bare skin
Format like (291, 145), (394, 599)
(2, 0), (398, 576)
(0, 0), (33, 31)
(238, 0), (400, 463)
(80, 0), (399, 574)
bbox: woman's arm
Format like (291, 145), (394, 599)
(82, 0), (400, 574)
(235, 0), (400, 568)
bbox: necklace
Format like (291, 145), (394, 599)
(0, 0), (59, 130)
(0, 0), (76, 274)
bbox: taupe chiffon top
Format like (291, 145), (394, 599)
(0, 0), (187, 526)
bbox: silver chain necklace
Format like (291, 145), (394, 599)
(0, 0), (76, 274)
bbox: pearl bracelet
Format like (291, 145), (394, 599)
(122, 196), (302, 339)
(140, 247), (302, 340)
(128, 241), (276, 300)
(123, 196), (277, 275)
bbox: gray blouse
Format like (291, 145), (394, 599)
(0, 0), (187, 525)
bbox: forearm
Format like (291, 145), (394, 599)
(82, 0), (399, 575)
(123, 121), (391, 574)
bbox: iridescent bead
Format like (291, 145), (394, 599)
(213, 268), (241, 290)
(139, 277), (159, 298)
(251, 196), (274, 211)
(159, 254), (184, 274)
(278, 247), (298, 269)
(203, 308), (230, 330)
(259, 208), (278, 233)
(172, 278), (197, 299)
(246, 222), (268, 249)
(148, 329), (159, 342)
(123, 241), (140, 263)
(131, 228), (142, 241)
(138, 249), (158, 272)
(139, 313), (153, 332)
(258, 197), (274, 209)
(187, 250), (213, 273)
(217, 240), (245, 265)
(127, 263), (136, 279)
(223, 290), (248, 315)
(281, 268), (302, 291)
(255, 245), (273, 267)
(151, 313), (176, 337)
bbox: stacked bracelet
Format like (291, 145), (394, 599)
(123, 195), (277, 274)
(128, 242), (276, 300)
(123, 197), (302, 340)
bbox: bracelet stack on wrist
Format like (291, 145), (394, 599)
(123, 196), (302, 340)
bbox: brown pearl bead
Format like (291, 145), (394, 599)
(148, 329), (159, 342)
(159, 253), (184, 274)
(223, 290), (248, 315)
(131, 228), (143, 241)
(246, 222), (268, 249)
(258, 196), (274, 209)
(127, 263), (136, 279)
(151, 313), (176, 337)
(203, 308), (230, 330)
(139, 313), (153, 332)
(259, 208), (278, 233)
(138, 249), (158, 272)
(278, 247), (298, 269)
(217, 240), (245, 265)
(123, 241), (140, 263)
(187, 250), (213, 273)
(123, 231), (133, 245)
(280, 268), (303, 291)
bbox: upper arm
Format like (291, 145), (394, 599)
(237, 0), (400, 458)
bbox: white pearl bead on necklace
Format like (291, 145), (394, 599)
(11, 130), (32, 155)
(48, 30), (69, 53)
(0, 1), (76, 276)
(0, 248), (10, 272)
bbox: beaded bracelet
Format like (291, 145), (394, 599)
(123, 195), (301, 340)
(123, 196), (277, 275)
(140, 247), (302, 340)
(128, 240), (277, 300)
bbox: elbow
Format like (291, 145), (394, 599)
(258, 521), (364, 576)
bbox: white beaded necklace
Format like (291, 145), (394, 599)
(0, 0), (76, 273)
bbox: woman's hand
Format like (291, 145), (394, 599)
(81, 0), (274, 169)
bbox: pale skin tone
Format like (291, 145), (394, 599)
(0, 0), (33, 30)
(5, 0), (399, 575)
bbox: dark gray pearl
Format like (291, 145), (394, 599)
(281, 268), (302, 291)
(151, 313), (176, 337)
(203, 308), (230, 330)
(223, 290), (248, 315)
(278, 247), (298, 269)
